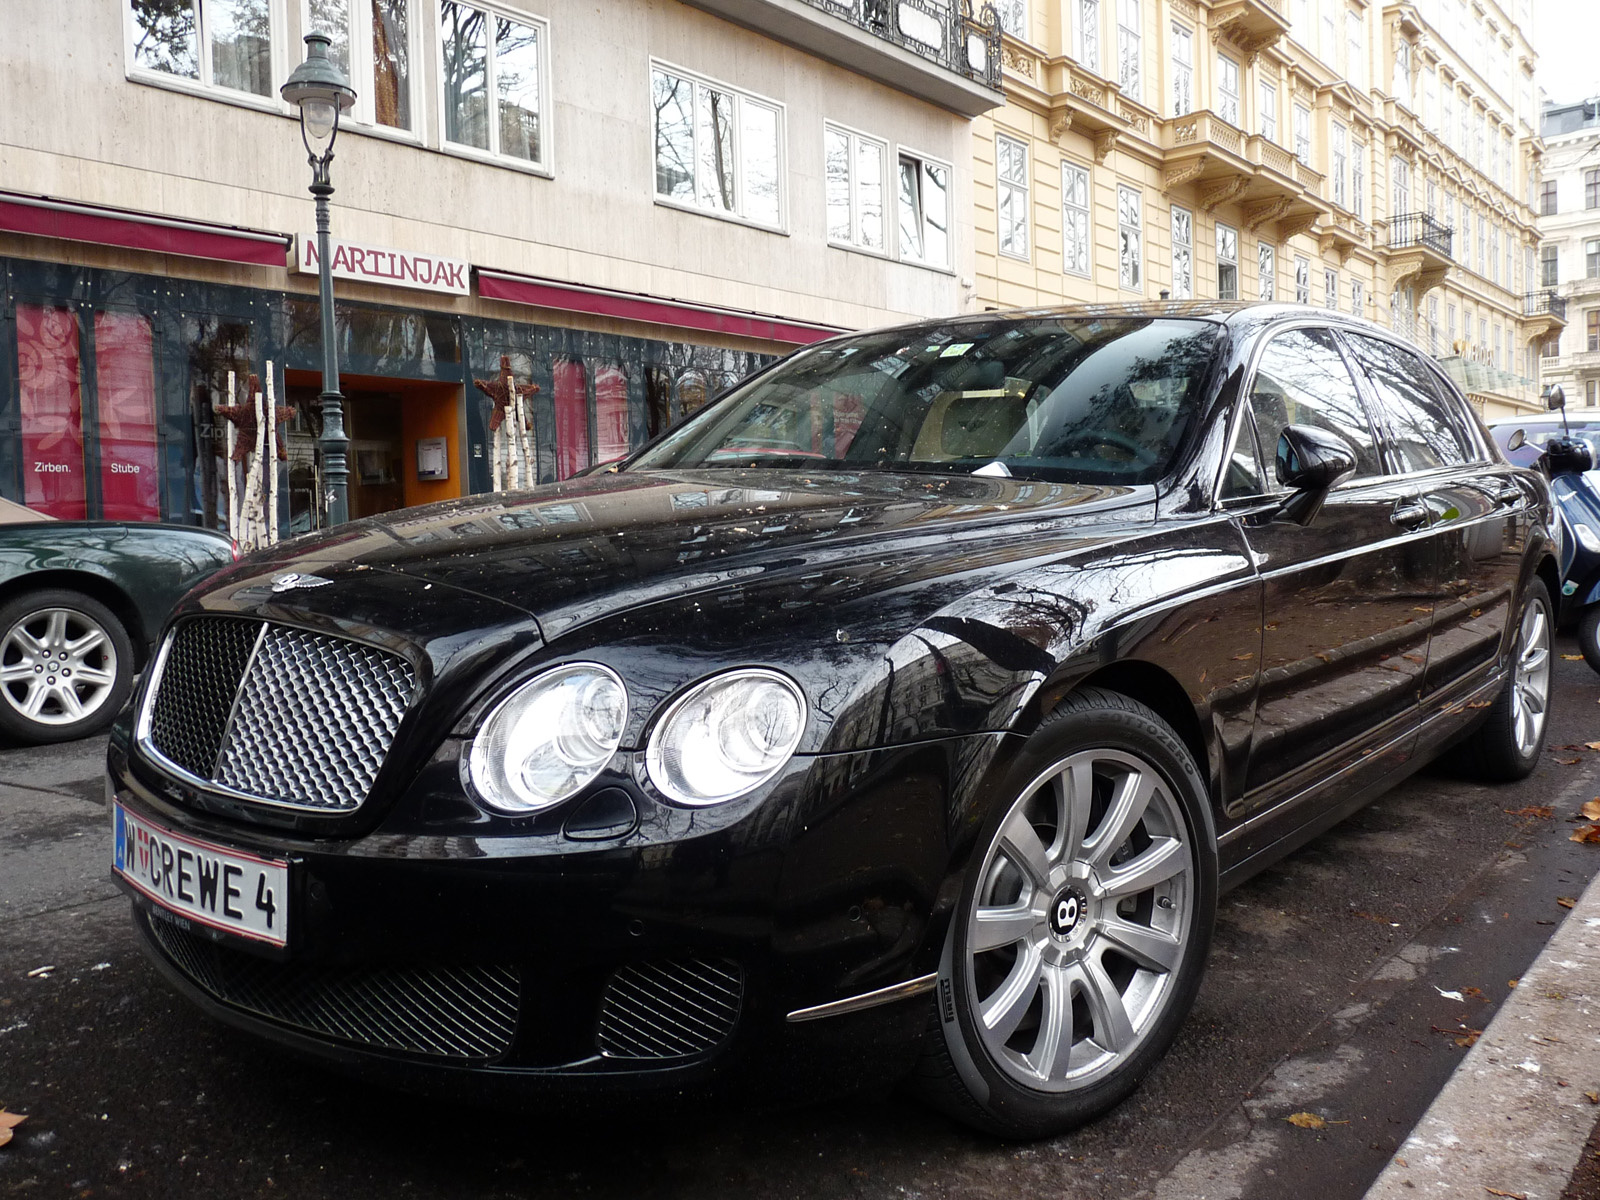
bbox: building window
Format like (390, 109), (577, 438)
(1117, 0), (1140, 100)
(1170, 23), (1193, 116)
(1293, 104), (1311, 166)
(1346, 9), (1363, 89)
(1588, 380), (1599, 407)
(1217, 223), (1238, 299)
(898, 151), (952, 269)
(1171, 205), (1193, 298)
(1331, 123), (1346, 208)
(1118, 185), (1142, 291)
(1217, 54), (1240, 125)
(1542, 335), (1559, 358)
(128, 0), (277, 97)
(1390, 155), (1409, 215)
(1258, 241), (1275, 301)
(1075, 0), (1100, 73)
(1428, 295), (1440, 354)
(824, 123), (888, 253)
(1062, 162), (1092, 277)
(1351, 278), (1364, 317)
(1476, 210), (1485, 275)
(1352, 140), (1365, 219)
(1260, 81), (1277, 141)
(1394, 36), (1412, 104)
(1488, 224), (1498, 285)
(1324, 267), (1337, 308)
(1590, 310), (1600, 353)
(305, 0), (415, 132)
(1588, 238), (1600, 280)
(996, 0), (1026, 37)
(1295, 256), (1310, 304)
(440, 2), (550, 167)
(1447, 303), (1455, 347)
(651, 63), (783, 229)
(1442, 86), (1454, 152)
(997, 134), (1030, 260)
(1542, 243), (1559, 288)
(1587, 169), (1600, 210)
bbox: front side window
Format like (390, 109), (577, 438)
(1062, 163), (1092, 277)
(1344, 334), (1474, 471)
(1258, 241), (1275, 301)
(1260, 80), (1277, 141)
(308, 0), (414, 131)
(1217, 54), (1240, 126)
(898, 152), (951, 269)
(997, 134), (1030, 260)
(824, 123), (887, 253)
(440, 1), (546, 165)
(1217, 222), (1238, 300)
(652, 64), (783, 229)
(1294, 257), (1310, 304)
(630, 317), (1222, 486)
(130, 0), (275, 96)
(1117, 0), (1140, 100)
(1118, 185), (1143, 291)
(1171, 22), (1193, 116)
(1249, 327), (1380, 479)
(1171, 205), (1193, 299)
(1075, 0), (1100, 72)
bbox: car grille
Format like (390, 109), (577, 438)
(595, 956), (744, 1060)
(142, 616), (416, 813)
(145, 916), (520, 1061)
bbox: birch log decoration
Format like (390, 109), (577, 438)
(252, 373), (267, 548)
(265, 367), (279, 546)
(225, 371), (240, 543)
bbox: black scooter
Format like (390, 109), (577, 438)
(1522, 385), (1600, 673)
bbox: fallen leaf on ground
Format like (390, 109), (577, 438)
(1559, 896), (1579, 907)
(1285, 1112), (1326, 1129)
(1586, 1091), (1599, 1104)
(0, 1111), (26, 1149)
(1584, 800), (1600, 820)
(1570, 827), (1600, 844)
(1395, 1157), (1408, 1167)
(1587, 743), (1600, 751)
(1233, 652), (1255, 661)
(1564, 653), (1585, 661)
(1506, 806), (1554, 818)
(1509, 979), (1520, 988)
(1558, 758), (1584, 766)
(1435, 986), (1466, 1002)
(1468, 700), (1493, 709)
(1457, 1029), (1483, 1048)
(1485, 1189), (1528, 1199)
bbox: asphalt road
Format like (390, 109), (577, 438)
(5, 648), (1600, 1200)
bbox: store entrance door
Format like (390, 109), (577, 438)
(283, 371), (462, 531)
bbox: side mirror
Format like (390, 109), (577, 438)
(1544, 384), (1567, 412)
(1506, 429), (1527, 452)
(1544, 435), (1594, 477)
(1274, 424), (1357, 526)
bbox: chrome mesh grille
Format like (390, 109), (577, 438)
(146, 916), (520, 1061)
(144, 616), (417, 813)
(595, 957), (744, 1060)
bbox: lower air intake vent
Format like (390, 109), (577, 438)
(145, 915), (519, 1061)
(595, 956), (744, 1060)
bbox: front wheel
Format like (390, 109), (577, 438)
(1578, 605), (1600, 677)
(1462, 578), (1554, 782)
(0, 589), (135, 745)
(912, 688), (1217, 1139)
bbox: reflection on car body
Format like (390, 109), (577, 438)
(108, 303), (1556, 1139)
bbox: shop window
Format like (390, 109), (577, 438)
(645, 365), (673, 439)
(128, 0), (277, 100)
(184, 315), (256, 531)
(593, 363), (630, 466)
(94, 312), (162, 522)
(825, 123), (888, 254)
(898, 151), (952, 269)
(16, 305), (87, 519)
(305, 0), (414, 132)
(440, 0), (549, 169)
(552, 356), (589, 479)
(651, 62), (783, 229)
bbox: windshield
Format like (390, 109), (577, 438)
(628, 317), (1221, 484)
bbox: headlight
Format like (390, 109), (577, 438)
(467, 663), (627, 813)
(1575, 522), (1600, 554)
(646, 669), (806, 806)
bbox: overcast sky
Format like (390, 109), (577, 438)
(1533, 0), (1600, 106)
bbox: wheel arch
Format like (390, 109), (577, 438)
(0, 570), (149, 669)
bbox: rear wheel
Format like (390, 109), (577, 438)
(913, 688), (1216, 1139)
(1462, 578), (1553, 781)
(0, 589), (135, 745)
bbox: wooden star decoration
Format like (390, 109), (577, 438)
(473, 355), (539, 433)
(215, 376), (296, 461)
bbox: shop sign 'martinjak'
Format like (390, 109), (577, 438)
(293, 235), (470, 296)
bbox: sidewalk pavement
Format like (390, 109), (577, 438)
(1363, 861), (1600, 1199)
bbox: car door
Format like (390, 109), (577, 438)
(1224, 325), (1436, 822)
(1339, 332), (1527, 710)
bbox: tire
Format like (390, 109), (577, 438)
(1461, 578), (1554, 782)
(1580, 605), (1600, 677)
(0, 589), (135, 745)
(911, 687), (1218, 1139)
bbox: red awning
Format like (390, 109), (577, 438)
(476, 270), (847, 346)
(0, 192), (290, 267)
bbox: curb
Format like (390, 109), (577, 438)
(1362, 860), (1600, 1199)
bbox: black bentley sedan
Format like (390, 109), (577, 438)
(108, 303), (1556, 1139)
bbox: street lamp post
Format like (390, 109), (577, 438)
(281, 33), (356, 527)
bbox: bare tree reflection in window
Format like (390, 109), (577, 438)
(1249, 328), (1378, 475)
(372, 0), (411, 128)
(495, 16), (540, 162)
(653, 71), (695, 201)
(698, 85), (736, 212)
(742, 101), (780, 226)
(210, 0), (273, 95)
(132, 0), (200, 78)
(307, 0), (351, 72)
(676, 369), (709, 419)
(441, 0), (488, 150)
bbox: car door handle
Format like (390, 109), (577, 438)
(1496, 484), (1523, 506)
(1390, 501), (1429, 529)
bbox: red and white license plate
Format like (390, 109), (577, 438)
(113, 803), (288, 948)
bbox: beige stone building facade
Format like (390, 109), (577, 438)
(970, 0), (1555, 419)
(0, 0), (1002, 527)
(1533, 96), (1600, 412)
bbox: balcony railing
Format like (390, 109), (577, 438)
(1524, 290), (1569, 321)
(1387, 212), (1453, 258)
(801, 0), (1002, 90)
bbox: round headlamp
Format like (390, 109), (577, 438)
(467, 663), (627, 814)
(1575, 522), (1600, 555)
(646, 669), (806, 806)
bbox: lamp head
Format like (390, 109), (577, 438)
(281, 33), (356, 163)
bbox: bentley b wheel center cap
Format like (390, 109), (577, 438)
(1048, 886), (1089, 939)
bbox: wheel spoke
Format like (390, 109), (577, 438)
(65, 629), (106, 661)
(971, 902), (1039, 953)
(1086, 768), (1156, 870)
(1098, 836), (1187, 900)
(997, 806), (1053, 890)
(44, 610), (68, 647)
(22, 682), (50, 718)
(1096, 915), (1184, 973)
(0, 662), (36, 683)
(55, 685), (84, 721)
(72, 665), (116, 689)
(1054, 759), (1094, 863)
(1519, 681), (1546, 716)
(6, 628), (45, 658)
(980, 942), (1044, 1042)
(1029, 964), (1075, 1081)
(1073, 954), (1136, 1054)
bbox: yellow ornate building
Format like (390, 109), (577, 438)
(973, 0), (1558, 418)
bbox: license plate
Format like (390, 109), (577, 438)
(113, 803), (288, 948)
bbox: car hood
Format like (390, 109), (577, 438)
(235, 469), (1153, 642)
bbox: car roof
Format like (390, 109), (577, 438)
(845, 300), (1405, 340)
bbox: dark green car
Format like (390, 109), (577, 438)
(0, 498), (235, 744)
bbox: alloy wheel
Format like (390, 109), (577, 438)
(1510, 596), (1551, 756)
(964, 747), (1195, 1092)
(0, 607), (121, 727)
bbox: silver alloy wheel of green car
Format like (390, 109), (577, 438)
(0, 606), (121, 727)
(1510, 594), (1551, 757)
(964, 747), (1196, 1092)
